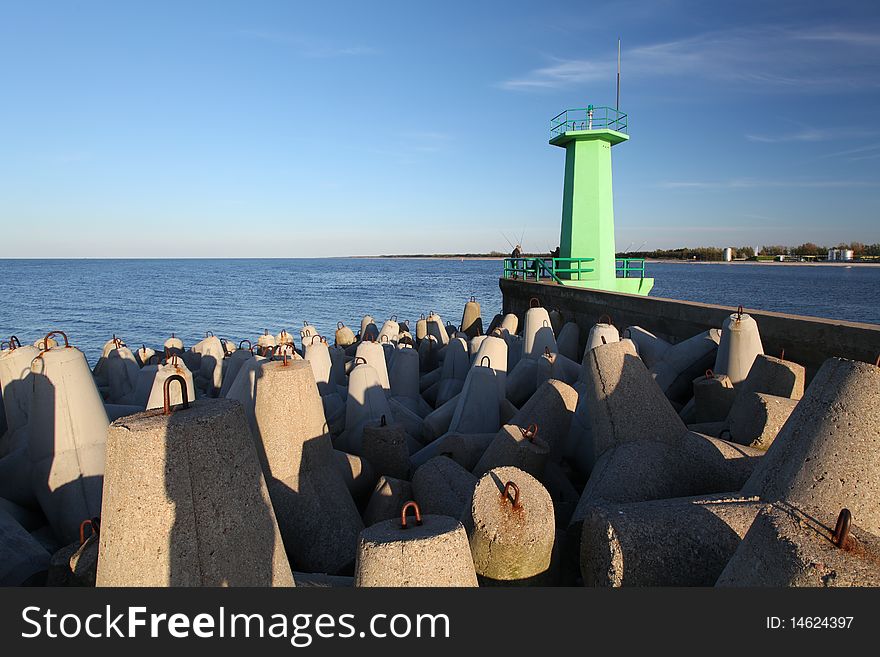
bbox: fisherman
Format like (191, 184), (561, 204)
(511, 244), (522, 258)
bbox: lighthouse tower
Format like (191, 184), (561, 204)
(550, 105), (653, 295)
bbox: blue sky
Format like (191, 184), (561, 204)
(1, 0), (878, 257)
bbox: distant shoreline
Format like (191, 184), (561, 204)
(368, 255), (880, 267)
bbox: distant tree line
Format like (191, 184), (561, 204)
(621, 242), (880, 261)
(758, 242), (880, 256)
(622, 246), (756, 261)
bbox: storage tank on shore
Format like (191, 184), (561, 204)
(842, 249), (854, 262)
(722, 247), (733, 262)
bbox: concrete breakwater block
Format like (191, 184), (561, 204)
(556, 322), (580, 363)
(333, 450), (377, 504)
(28, 338), (108, 545)
(412, 456), (478, 519)
(0, 343), (38, 439)
(460, 297), (482, 339)
(650, 329), (721, 404)
(580, 494), (763, 587)
(565, 433), (764, 568)
(363, 476), (413, 527)
(48, 532), (98, 586)
(145, 360), (197, 411)
(389, 346), (421, 401)
(227, 359), (363, 574)
(624, 326), (670, 369)
(741, 358), (880, 535)
(448, 364), (501, 435)
(436, 338), (469, 407)
(717, 504), (880, 587)
(736, 354), (805, 400)
(472, 335), (508, 400)
(362, 418), (410, 480)
(714, 311), (764, 386)
(509, 379), (577, 460)
(537, 351), (580, 387)
(0, 446), (36, 508)
(473, 424), (550, 479)
(583, 339), (687, 467)
(338, 362), (394, 453)
(97, 398), (294, 586)
(410, 431), (495, 471)
(586, 320), (619, 353)
(335, 322), (357, 348)
(462, 467), (554, 583)
(505, 357), (538, 407)
(354, 502), (478, 587)
(725, 392), (798, 450)
(421, 392), (460, 443)
(355, 340), (390, 391)
(105, 346), (141, 404)
(0, 506), (50, 585)
(693, 372), (736, 424)
(522, 306), (557, 359)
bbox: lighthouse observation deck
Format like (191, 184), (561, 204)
(550, 106), (628, 139)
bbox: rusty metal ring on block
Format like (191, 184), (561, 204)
(364, 333), (375, 342)
(380, 335), (390, 343)
(470, 296), (476, 302)
(501, 481), (520, 508)
(419, 313), (426, 320)
(337, 322), (345, 330)
(400, 501), (422, 529)
(310, 334), (323, 345)
(519, 424), (538, 441)
(390, 315), (397, 321)
(600, 335), (607, 345)
(0, 340), (8, 351)
(736, 305), (744, 319)
(832, 509), (852, 549)
(79, 518), (99, 545)
(598, 314), (612, 325)
(205, 331), (214, 337)
(529, 297), (540, 308)
(43, 330), (70, 350)
(480, 355), (491, 368)
(163, 374), (189, 415)
(705, 369), (714, 379)
(780, 348), (785, 361)
(239, 339), (252, 350)
(380, 414), (387, 427)
(112, 337), (122, 350)
(9, 335), (22, 349)
(353, 356), (367, 366)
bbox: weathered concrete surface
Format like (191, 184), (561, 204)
(410, 431), (495, 471)
(693, 373), (736, 424)
(354, 512), (478, 587)
(741, 358), (880, 535)
(47, 534), (98, 586)
(363, 476), (413, 527)
(714, 312), (764, 385)
(717, 504), (880, 587)
(333, 450), (377, 504)
(362, 420), (410, 480)
(0, 506), (49, 585)
(725, 392), (798, 450)
(509, 379), (577, 460)
(462, 467), (555, 581)
(582, 339), (687, 466)
(227, 359), (363, 574)
(29, 345), (108, 545)
(412, 456), (478, 519)
(293, 572), (354, 587)
(650, 330), (721, 404)
(580, 494), (763, 587)
(0, 344), (38, 437)
(98, 399), (294, 586)
(736, 354), (805, 400)
(501, 277), (880, 382)
(472, 424), (550, 479)
(448, 365), (500, 435)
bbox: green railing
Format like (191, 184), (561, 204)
(503, 256), (647, 282)
(616, 258), (646, 278)
(550, 106), (628, 139)
(503, 257), (595, 283)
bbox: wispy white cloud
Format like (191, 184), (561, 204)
(746, 128), (829, 143)
(237, 30), (376, 58)
(499, 25), (880, 92)
(816, 142), (880, 161)
(658, 178), (880, 190)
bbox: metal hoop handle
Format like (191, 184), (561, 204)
(337, 322), (345, 330)
(501, 481), (520, 508)
(480, 355), (491, 367)
(529, 297), (540, 308)
(400, 501), (422, 529)
(598, 314), (612, 325)
(42, 331), (69, 350)
(520, 424), (538, 441)
(163, 374), (189, 415)
(832, 508), (852, 549)
(705, 369), (714, 379)
(353, 356), (367, 366)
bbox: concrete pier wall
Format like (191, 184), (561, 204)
(500, 278), (880, 381)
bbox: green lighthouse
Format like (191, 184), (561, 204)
(550, 106), (653, 295)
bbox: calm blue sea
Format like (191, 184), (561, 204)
(1, 258), (878, 363)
